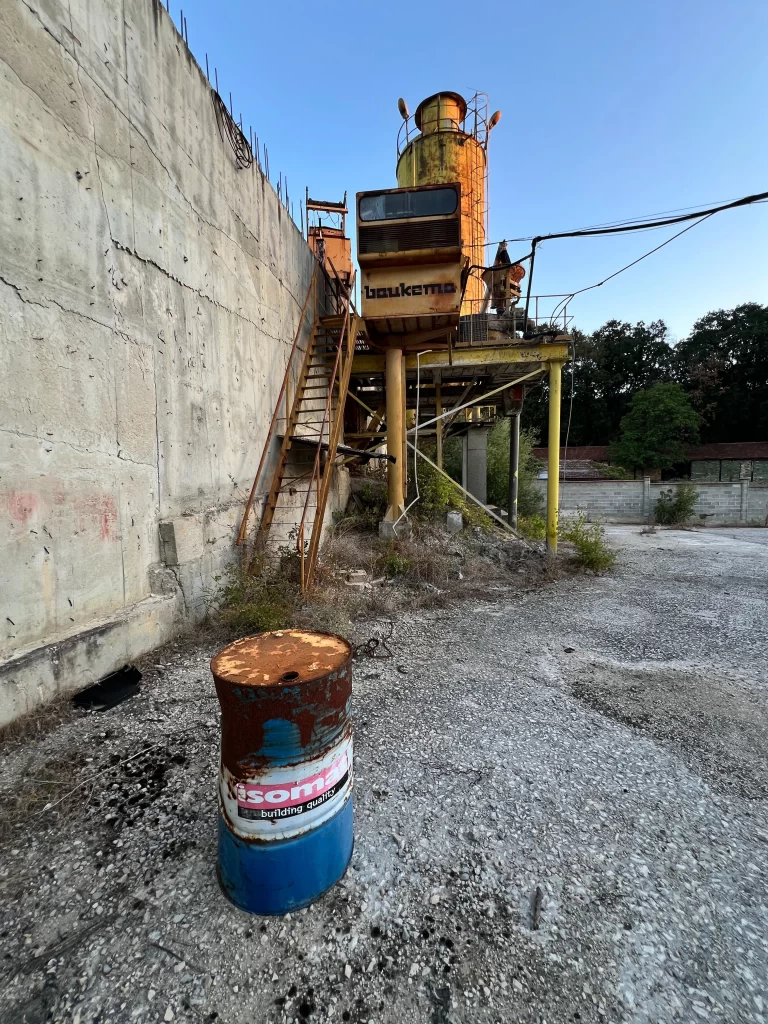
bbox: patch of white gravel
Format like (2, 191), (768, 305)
(1, 527), (767, 1024)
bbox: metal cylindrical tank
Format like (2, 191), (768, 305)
(212, 629), (353, 915)
(396, 91), (486, 312)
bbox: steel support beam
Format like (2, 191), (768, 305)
(384, 348), (405, 521)
(508, 411), (520, 529)
(546, 361), (563, 556)
(434, 371), (443, 469)
(351, 342), (570, 375)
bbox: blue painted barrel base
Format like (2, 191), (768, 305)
(217, 797), (354, 915)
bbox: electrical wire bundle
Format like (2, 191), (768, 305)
(212, 91), (253, 170)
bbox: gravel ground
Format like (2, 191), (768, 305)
(1, 526), (767, 1024)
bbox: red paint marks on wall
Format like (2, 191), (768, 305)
(75, 495), (118, 541)
(4, 490), (118, 541)
(8, 492), (38, 524)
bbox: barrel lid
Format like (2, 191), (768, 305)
(211, 629), (351, 688)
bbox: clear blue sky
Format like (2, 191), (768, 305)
(177, 0), (767, 340)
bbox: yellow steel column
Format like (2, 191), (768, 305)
(546, 360), (563, 556)
(401, 353), (408, 493)
(385, 347), (405, 520)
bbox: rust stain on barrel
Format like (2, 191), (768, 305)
(212, 629), (352, 775)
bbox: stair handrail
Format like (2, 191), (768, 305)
(296, 272), (356, 589)
(303, 311), (357, 590)
(236, 265), (317, 546)
(297, 302), (350, 588)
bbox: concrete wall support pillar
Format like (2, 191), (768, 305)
(464, 426), (489, 505)
(546, 361), (563, 556)
(384, 347), (405, 521)
(643, 476), (651, 521)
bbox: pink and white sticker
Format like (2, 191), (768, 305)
(236, 748), (350, 817)
(220, 731), (353, 841)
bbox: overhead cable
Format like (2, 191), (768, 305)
(486, 188), (768, 248)
(528, 190), (768, 245)
(523, 189), (767, 324)
(548, 213), (716, 323)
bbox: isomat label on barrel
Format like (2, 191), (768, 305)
(220, 728), (352, 840)
(211, 629), (354, 915)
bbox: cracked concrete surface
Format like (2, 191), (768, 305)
(0, 0), (333, 722)
(0, 528), (766, 1023)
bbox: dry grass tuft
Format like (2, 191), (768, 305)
(0, 696), (77, 750)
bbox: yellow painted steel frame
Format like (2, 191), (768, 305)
(385, 348), (405, 520)
(546, 361), (563, 556)
(351, 342), (570, 373)
(351, 344), (568, 555)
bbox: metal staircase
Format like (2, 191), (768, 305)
(237, 269), (360, 591)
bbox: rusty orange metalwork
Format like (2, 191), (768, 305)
(396, 92), (488, 313)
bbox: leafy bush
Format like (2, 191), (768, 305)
(518, 514), (546, 540)
(334, 481), (387, 533)
(379, 549), (412, 578)
(486, 420), (544, 517)
(654, 481), (699, 526)
(409, 445), (496, 531)
(561, 513), (617, 573)
(216, 549), (299, 634)
(590, 461), (631, 480)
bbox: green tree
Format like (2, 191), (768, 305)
(674, 303), (768, 443)
(438, 422), (543, 516)
(486, 420), (543, 516)
(609, 383), (700, 472)
(523, 320), (675, 446)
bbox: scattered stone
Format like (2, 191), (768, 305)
(0, 530), (766, 1024)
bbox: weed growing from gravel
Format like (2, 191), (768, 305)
(561, 513), (617, 573)
(378, 549), (412, 578)
(518, 514), (546, 541)
(654, 481), (699, 526)
(216, 548), (299, 634)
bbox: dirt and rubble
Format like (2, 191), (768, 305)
(1, 527), (768, 1024)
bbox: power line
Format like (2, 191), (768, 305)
(550, 195), (757, 233)
(530, 190), (768, 244)
(521, 188), (767, 324)
(485, 188), (768, 249)
(548, 213), (715, 323)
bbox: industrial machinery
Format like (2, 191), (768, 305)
(239, 90), (570, 588)
(353, 90), (571, 544)
(306, 191), (353, 300)
(395, 92), (495, 312)
(358, 182), (464, 347)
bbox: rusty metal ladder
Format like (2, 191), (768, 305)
(237, 268), (358, 591)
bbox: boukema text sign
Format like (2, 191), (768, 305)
(361, 264), (462, 319)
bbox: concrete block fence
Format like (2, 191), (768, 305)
(534, 479), (768, 526)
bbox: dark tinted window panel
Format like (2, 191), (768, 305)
(358, 220), (460, 254)
(359, 188), (458, 222)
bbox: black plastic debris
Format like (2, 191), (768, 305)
(72, 665), (142, 711)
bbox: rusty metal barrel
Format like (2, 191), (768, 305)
(212, 629), (354, 915)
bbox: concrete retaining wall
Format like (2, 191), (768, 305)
(534, 479), (768, 527)
(0, 0), (337, 725)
